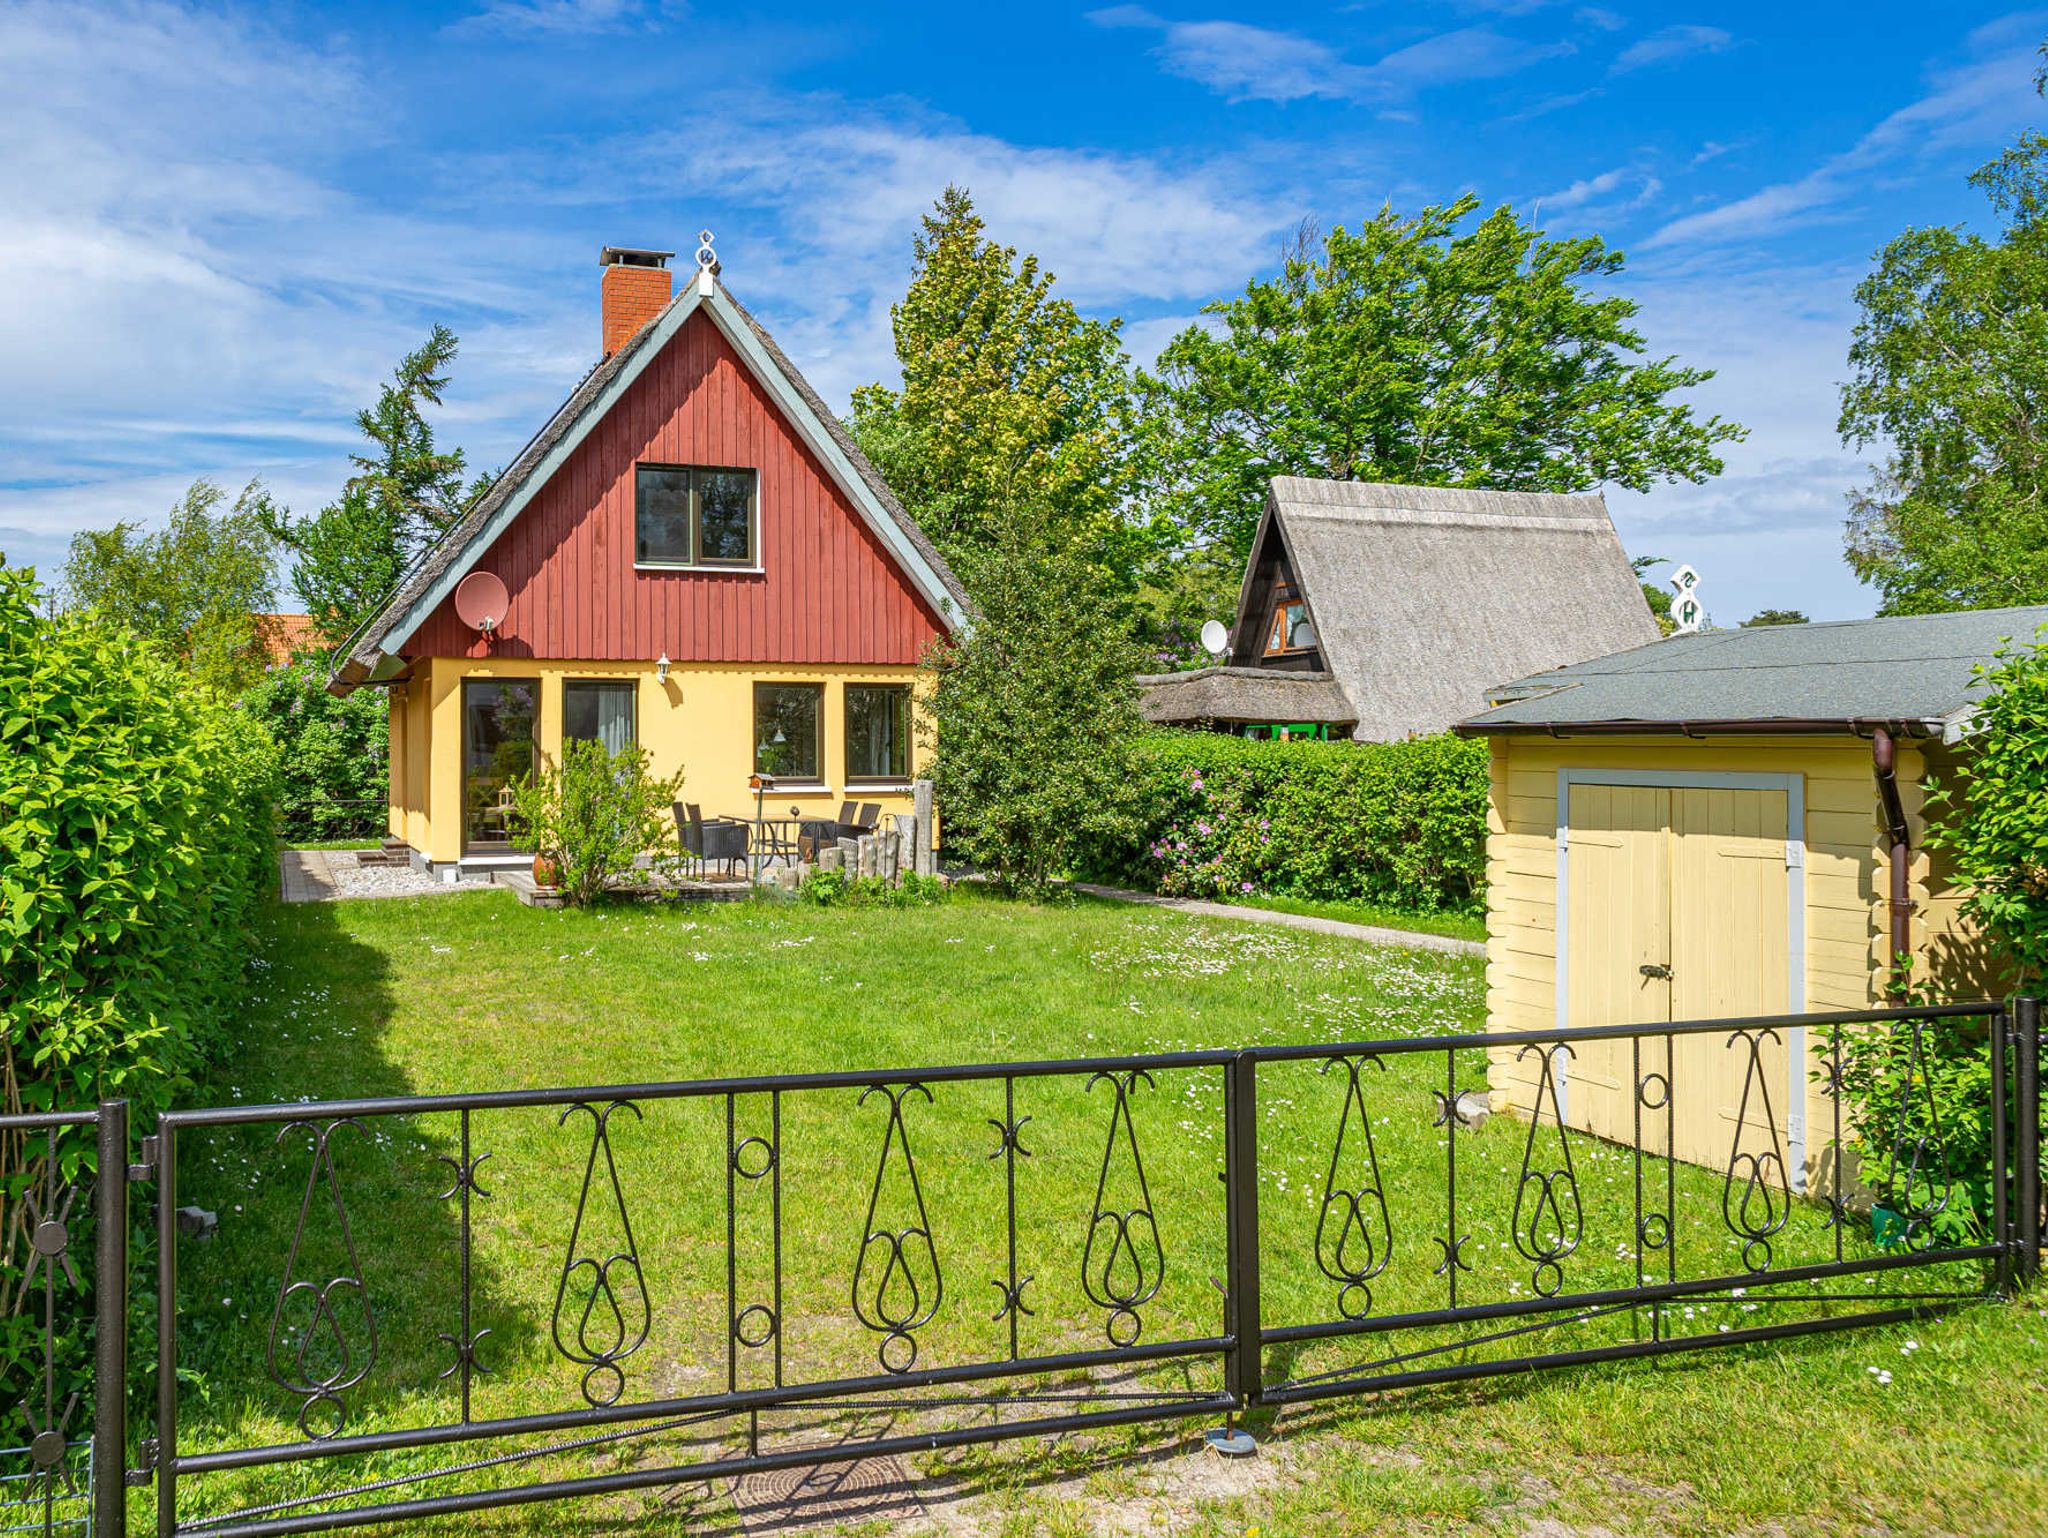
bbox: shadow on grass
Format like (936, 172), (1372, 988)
(160, 895), (543, 1522)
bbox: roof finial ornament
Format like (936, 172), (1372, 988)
(694, 229), (718, 294)
(1670, 563), (1704, 634)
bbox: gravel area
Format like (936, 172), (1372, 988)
(325, 853), (457, 900)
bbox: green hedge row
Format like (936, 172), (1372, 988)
(2, 565), (281, 1434)
(1086, 729), (1489, 912)
(1, 565), (280, 1119)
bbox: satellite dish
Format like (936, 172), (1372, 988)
(454, 571), (509, 634)
(1199, 619), (1229, 658)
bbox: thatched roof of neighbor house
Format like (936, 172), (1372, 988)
(1142, 477), (1657, 740)
(1133, 665), (1357, 729)
(1264, 478), (1657, 740)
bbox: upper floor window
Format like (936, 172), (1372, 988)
(1265, 585), (1316, 655)
(635, 465), (758, 568)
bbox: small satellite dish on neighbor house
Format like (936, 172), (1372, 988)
(1199, 619), (1229, 659)
(454, 571), (510, 635)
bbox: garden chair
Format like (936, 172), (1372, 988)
(675, 802), (749, 879)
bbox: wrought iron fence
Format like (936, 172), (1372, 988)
(13, 1002), (2044, 1537)
(0, 1106), (128, 1538)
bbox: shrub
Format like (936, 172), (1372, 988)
(1, 564), (279, 1119)
(1086, 729), (1488, 913)
(1828, 1007), (2002, 1250)
(797, 869), (948, 908)
(508, 738), (683, 906)
(1923, 624), (2048, 983)
(1, 564), (278, 1429)
(241, 656), (390, 842)
(1829, 627), (2048, 1249)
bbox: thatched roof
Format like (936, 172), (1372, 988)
(1137, 666), (1357, 729)
(1242, 478), (1657, 740)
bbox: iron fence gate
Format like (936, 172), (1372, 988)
(0, 1106), (127, 1538)
(7, 1000), (2042, 1536)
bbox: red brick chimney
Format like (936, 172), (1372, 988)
(600, 247), (673, 357)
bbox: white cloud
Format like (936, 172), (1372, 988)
(455, 0), (676, 36)
(0, 2), (1307, 575)
(1086, 11), (1572, 104)
(1611, 24), (1732, 73)
(1644, 32), (2043, 250)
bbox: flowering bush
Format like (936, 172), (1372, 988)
(1095, 730), (1487, 912)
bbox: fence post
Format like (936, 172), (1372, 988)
(1222, 1053), (1262, 1411)
(93, 1101), (128, 1538)
(2018, 996), (2042, 1287)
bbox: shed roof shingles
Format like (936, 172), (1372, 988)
(1459, 604), (2048, 733)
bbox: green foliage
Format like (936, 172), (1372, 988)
(1138, 199), (1744, 561)
(62, 477), (281, 695)
(1633, 554), (1677, 636)
(796, 869), (948, 908)
(1741, 609), (1810, 627)
(923, 503), (1148, 898)
(1840, 119), (2048, 614)
(1091, 730), (1489, 913)
(241, 658), (390, 842)
(1923, 626), (2048, 983)
(1826, 982), (2023, 1250)
(0, 561), (278, 1411)
(0, 563), (280, 1118)
(849, 186), (1146, 592)
(268, 326), (493, 644)
(508, 738), (683, 907)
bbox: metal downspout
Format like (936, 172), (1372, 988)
(1872, 726), (1913, 991)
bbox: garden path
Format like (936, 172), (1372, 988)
(1070, 882), (1484, 957)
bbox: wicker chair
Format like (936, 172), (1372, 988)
(676, 803), (749, 879)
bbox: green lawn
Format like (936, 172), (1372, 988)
(155, 889), (2047, 1537)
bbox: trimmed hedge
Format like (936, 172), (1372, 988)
(1, 565), (280, 1119)
(1087, 729), (1488, 912)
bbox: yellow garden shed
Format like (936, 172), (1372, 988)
(1455, 604), (2047, 1191)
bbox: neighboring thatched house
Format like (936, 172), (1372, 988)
(1138, 478), (1657, 742)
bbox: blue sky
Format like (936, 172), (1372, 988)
(1, 2), (2040, 623)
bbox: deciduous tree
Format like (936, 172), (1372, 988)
(1839, 114), (2048, 614)
(1138, 198), (1744, 560)
(850, 187), (1144, 591)
(920, 496), (1146, 897)
(61, 478), (280, 695)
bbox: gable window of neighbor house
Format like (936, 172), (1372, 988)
(563, 680), (637, 754)
(845, 684), (911, 784)
(1265, 584), (1315, 655)
(635, 465), (758, 567)
(754, 683), (822, 782)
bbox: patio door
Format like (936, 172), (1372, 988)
(1561, 777), (1797, 1177)
(463, 679), (539, 853)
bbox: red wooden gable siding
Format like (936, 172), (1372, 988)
(406, 309), (946, 665)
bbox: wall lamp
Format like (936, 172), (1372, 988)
(656, 653), (670, 683)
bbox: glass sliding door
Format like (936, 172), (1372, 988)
(463, 679), (539, 853)
(563, 681), (637, 754)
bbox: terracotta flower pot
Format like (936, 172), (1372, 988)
(532, 854), (560, 888)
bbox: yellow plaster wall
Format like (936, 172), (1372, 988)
(1479, 733), (2006, 1188)
(393, 656), (931, 864)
